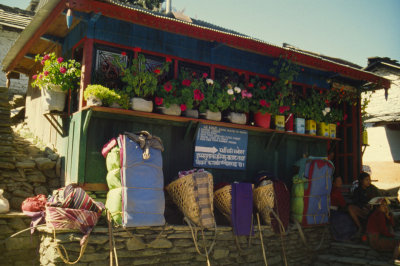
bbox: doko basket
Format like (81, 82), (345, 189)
(253, 182), (275, 225)
(166, 172), (214, 227)
(214, 185), (232, 222)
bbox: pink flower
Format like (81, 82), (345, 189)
(43, 54), (50, 60)
(121, 51), (127, 56)
(60, 67), (67, 74)
(57, 57), (64, 63)
(155, 97), (163, 106)
(41, 60), (46, 65)
(32, 75), (37, 80)
(241, 89), (252, 99)
(202, 73), (208, 78)
(153, 69), (161, 74)
(182, 79), (191, 87)
(39, 74), (43, 80)
(43, 71), (49, 76)
(193, 89), (204, 101)
(180, 104), (187, 112)
(164, 82), (172, 92)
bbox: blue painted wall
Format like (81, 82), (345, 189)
(63, 14), (333, 89)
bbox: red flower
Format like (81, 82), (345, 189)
(247, 83), (254, 88)
(57, 57), (64, 63)
(153, 68), (161, 74)
(259, 99), (267, 106)
(343, 114), (348, 120)
(121, 51), (127, 56)
(164, 82), (172, 92)
(202, 73), (208, 78)
(133, 47), (141, 52)
(39, 74), (43, 80)
(155, 97), (163, 106)
(301, 68), (304, 71)
(319, 90), (323, 94)
(182, 79), (191, 87)
(193, 89), (204, 101)
(41, 60), (46, 65)
(260, 85), (266, 90)
(180, 104), (187, 112)
(325, 100), (330, 104)
(266, 82), (271, 86)
(43, 54), (50, 61)
(32, 75), (37, 80)
(337, 122), (340, 126)
(59, 67), (67, 74)
(192, 72), (197, 77)
(44, 71), (49, 76)
(279, 106), (286, 114)
(166, 57), (172, 62)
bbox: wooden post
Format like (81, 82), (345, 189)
(79, 38), (94, 110)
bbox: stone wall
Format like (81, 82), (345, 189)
(38, 224), (331, 266)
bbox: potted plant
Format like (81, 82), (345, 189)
(291, 97), (308, 134)
(197, 78), (230, 121)
(251, 80), (275, 128)
(114, 52), (170, 112)
(83, 84), (129, 109)
(154, 79), (183, 116)
(31, 52), (81, 111)
(225, 82), (252, 124)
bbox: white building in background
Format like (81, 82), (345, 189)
(0, 4), (34, 94)
(363, 57), (400, 189)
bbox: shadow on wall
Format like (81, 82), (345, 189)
(385, 124), (400, 162)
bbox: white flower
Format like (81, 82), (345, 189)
(234, 87), (241, 93)
(324, 107), (331, 113)
(227, 88), (234, 95)
(322, 110), (327, 116)
(206, 79), (214, 85)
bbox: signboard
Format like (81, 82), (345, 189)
(194, 124), (248, 170)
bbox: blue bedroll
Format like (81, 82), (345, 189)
(302, 159), (333, 226)
(120, 134), (165, 227)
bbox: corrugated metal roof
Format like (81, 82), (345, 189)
(0, 4), (34, 30)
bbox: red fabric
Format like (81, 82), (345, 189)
(271, 181), (290, 233)
(21, 194), (47, 212)
(367, 209), (395, 237)
(331, 187), (346, 208)
(101, 138), (117, 158)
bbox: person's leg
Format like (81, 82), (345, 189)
(347, 204), (362, 230)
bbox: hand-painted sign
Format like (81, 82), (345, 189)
(194, 124), (248, 170)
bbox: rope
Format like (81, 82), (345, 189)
(123, 222), (168, 245)
(52, 228), (88, 264)
(107, 210), (119, 266)
(294, 219), (327, 252)
(7, 224), (47, 239)
(256, 213), (268, 266)
(233, 214), (254, 252)
(184, 217), (217, 261)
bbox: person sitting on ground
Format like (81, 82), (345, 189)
(330, 176), (358, 241)
(366, 198), (400, 264)
(348, 172), (381, 234)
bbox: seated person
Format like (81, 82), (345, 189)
(330, 176), (358, 241)
(367, 198), (400, 264)
(348, 172), (381, 233)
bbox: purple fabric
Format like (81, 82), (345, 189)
(23, 210), (46, 234)
(231, 183), (253, 236)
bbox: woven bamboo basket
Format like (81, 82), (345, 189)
(166, 172), (214, 227)
(253, 183), (275, 225)
(214, 185), (232, 222)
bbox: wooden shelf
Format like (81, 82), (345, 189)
(80, 106), (341, 141)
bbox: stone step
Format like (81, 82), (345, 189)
(314, 254), (392, 266)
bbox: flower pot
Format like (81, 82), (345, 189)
(254, 112), (271, 129)
(131, 97), (153, 112)
(86, 96), (102, 107)
(362, 130), (368, 145)
(285, 113), (294, 132)
(329, 123), (336, 138)
(274, 115), (285, 131)
(201, 110), (221, 121)
(157, 104), (182, 116)
(226, 112), (247, 125)
(305, 119), (316, 135)
(294, 118), (305, 134)
(317, 122), (330, 137)
(41, 84), (67, 112)
(182, 109), (199, 119)
(110, 102), (121, 108)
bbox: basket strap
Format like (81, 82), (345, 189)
(52, 228), (88, 264)
(256, 213), (268, 266)
(184, 217), (217, 260)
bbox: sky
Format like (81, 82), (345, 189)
(2, 0), (399, 67)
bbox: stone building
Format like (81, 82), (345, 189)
(0, 4), (34, 95)
(362, 57), (400, 189)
